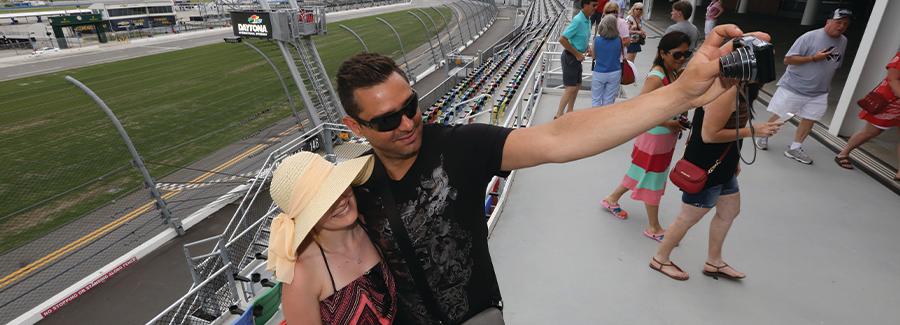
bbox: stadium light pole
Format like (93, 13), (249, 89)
(65, 76), (185, 236)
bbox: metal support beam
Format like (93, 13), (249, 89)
(435, 4), (471, 47)
(461, 1), (485, 31)
(338, 24), (369, 52)
(408, 12), (442, 66)
(414, 9), (447, 61)
(376, 17), (414, 82)
(242, 41), (306, 127)
(65, 76), (184, 236)
(431, 7), (456, 50)
(448, 3), (474, 42)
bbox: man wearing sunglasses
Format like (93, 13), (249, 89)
(338, 23), (768, 324)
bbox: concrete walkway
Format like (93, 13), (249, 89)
(490, 22), (900, 323)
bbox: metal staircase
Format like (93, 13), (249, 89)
(290, 37), (345, 125)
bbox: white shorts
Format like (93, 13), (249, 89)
(767, 87), (829, 121)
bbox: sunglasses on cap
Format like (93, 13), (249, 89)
(669, 50), (693, 60)
(353, 90), (419, 132)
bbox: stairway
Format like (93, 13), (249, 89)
(290, 37), (345, 126)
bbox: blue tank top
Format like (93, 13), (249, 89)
(593, 36), (622, 73)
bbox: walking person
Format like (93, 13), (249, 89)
(650, 84), (783, 281)
(705, 0), (724, 37)
(556, 0), (598, 119)
(602, 31), (691, 241)
(835, 49), (900, 181)
(269, 153), (399, 324)
(590, 14), (623, 107)
(336, 23), (769, 323)
(665, 0), (699, 50)
(756, 9), (851, 165)
(624, 2), (646, 62)
(590, 0), (608, 27)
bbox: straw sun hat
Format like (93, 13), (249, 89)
(266, 152), (374, 283)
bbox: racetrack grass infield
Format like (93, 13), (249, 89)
(0, 7), (451, 254)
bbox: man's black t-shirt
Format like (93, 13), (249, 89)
(354, 123), (512, 324)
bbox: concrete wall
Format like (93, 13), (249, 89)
(831, 0), (900, 136)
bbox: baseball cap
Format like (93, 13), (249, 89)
(832, 8), (852, 20)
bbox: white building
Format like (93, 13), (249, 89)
(89, 1), (176, 32)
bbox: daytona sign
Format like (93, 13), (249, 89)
(231, 11), (273, 38)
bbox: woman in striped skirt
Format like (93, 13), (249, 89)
(601, 31), (692, 242)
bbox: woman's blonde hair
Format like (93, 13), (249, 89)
(596, 14), (620, 39)
(628, 2), (644, 17)
(603, 1), (620, 14)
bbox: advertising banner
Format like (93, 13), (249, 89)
(231, 11), (273, 38)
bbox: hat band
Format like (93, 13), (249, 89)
(285, 157), (333, 221)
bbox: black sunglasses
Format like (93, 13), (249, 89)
(669, 50), (693, 60)
(605, 11), (617, 14)
(353, 90), (419, 132)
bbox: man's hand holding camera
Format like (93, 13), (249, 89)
(669, 24), (771, 108)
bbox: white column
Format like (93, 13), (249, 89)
(689, 0), (698, 24)
(738, 0), (748, 14)
(801, 0), (820, 26)
(645, 0), (653, 20)
(830, 0), (899, 136)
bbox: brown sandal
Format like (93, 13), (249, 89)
(650, 257), (688, 281)
(834, 156), (854, 170)
(702, 262), (746, 280)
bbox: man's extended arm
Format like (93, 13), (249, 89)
(500, 25), (769, 171)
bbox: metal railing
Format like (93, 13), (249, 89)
(145, 1), (567, 324)
(146, 262), (238, 325)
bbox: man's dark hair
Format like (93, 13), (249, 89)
(672, 0), (693, 20)
(336, 53), (409, 119)
(581, 0), (596, 8)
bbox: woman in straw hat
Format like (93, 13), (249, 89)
(268, 152), (397, 324)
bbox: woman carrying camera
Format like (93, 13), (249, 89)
(624, 2), (646, 62)
(649, 84), (782, 281)
(601, 32), (691, 242)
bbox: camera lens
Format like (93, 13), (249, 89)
(720, 47), (755, 82)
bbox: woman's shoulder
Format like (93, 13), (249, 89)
(286, 244), (328, 293)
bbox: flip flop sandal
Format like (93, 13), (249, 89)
(702, 262), (746, 280)
(834, 156), (854, 170)
(601, 199), (628, 220)
(643, 229), (665, 242)
(650, 257), (688, 281)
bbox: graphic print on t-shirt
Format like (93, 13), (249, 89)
(395, 155), (473, 320)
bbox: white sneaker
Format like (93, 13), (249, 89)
(784, 147), (813, 165)
(755, 137), (768, 150)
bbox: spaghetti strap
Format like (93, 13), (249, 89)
(317, 242), (338, 293)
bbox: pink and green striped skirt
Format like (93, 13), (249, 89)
(620, 126), (679, 206)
